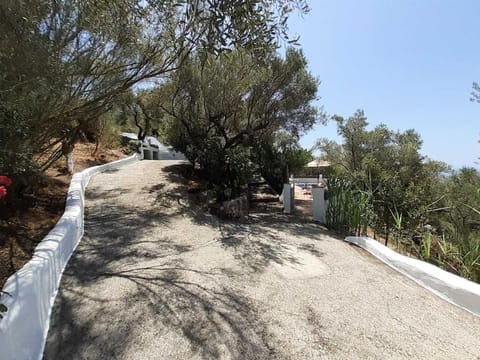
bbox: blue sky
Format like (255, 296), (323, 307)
(289, 0), (480, 169)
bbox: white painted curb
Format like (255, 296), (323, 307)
(345, 236), (480, 317)
(0, 154), (140, 360)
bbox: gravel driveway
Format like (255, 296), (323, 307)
(44, 160), (480, 359)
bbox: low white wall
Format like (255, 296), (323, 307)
(0, 154), (140, 360)
(158, 151), (186, 160)
(291, 177), (320, 184)
(140, 143), (186, 161)
(345, 236), (480, 317)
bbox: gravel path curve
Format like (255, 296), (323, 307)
(44, 160), (480, 359)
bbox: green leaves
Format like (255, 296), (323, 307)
(319, 110), (480, 282)
(318, 110), (443, 237)
(0, 303), (7, 319)
(157, 48), (318, 198)
(1, 0), (309, 175)
(325, 177), (371, 235)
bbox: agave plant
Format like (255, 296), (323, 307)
(457, 233), (480, 282)
(390, 207), (403, 251)
(420, 232), (433, 260)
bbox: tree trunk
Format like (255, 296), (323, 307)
(91, 122), (105, 157)
(61, 138), (75, 174)
(9, 237), (15, 273)
(91, 139), (100, 157)
(66, 152), (74, 174)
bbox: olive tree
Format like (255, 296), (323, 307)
(157, 48), (320, 199)
(0, 0), (310, 176)
(316, 111), (447, 240)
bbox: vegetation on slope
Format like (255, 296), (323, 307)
(318, 111), (480, 282)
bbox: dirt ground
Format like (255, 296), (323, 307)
(293, 185), (314, 219)
(44, 160), (480, 360)
(0, 143), (127, 289)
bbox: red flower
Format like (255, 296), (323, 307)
(0, 186), (7, 199)
(0, 176), (12, 187)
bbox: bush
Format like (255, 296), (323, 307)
(197, 142), (253, 201)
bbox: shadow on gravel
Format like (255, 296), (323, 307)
(219, 221), (302, 273)
(45, 163), (285, 360)
(103, 168), (121, 174)
(215, 203), (328, 274)
(45, 258), (282, 359)
(86, 185), (140, 201)
(159, 164), (327, 276)
(144, 165), (216, 228)
(161, 163), (328, 242)
(44, 162), (326, 360)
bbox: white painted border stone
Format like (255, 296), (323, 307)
(0, 154), (140, 360)
(345, 236), (480, 317)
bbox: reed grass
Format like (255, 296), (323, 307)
(325, 177), (480, 283)
(326, 177), (370, 236)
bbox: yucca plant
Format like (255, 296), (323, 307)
(457, 233), (480, 282)
(390, 207), (403, 251)
(421, 232), (432, 260)
(434, 234), (461, 273)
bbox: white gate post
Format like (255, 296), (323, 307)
(139, 142), (144, 160)
(312, 187), (326, 223)
(283, 183), (294, 214)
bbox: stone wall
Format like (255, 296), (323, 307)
(217, 195), (249, 220)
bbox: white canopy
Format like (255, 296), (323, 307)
(306, 159), (330, 168)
